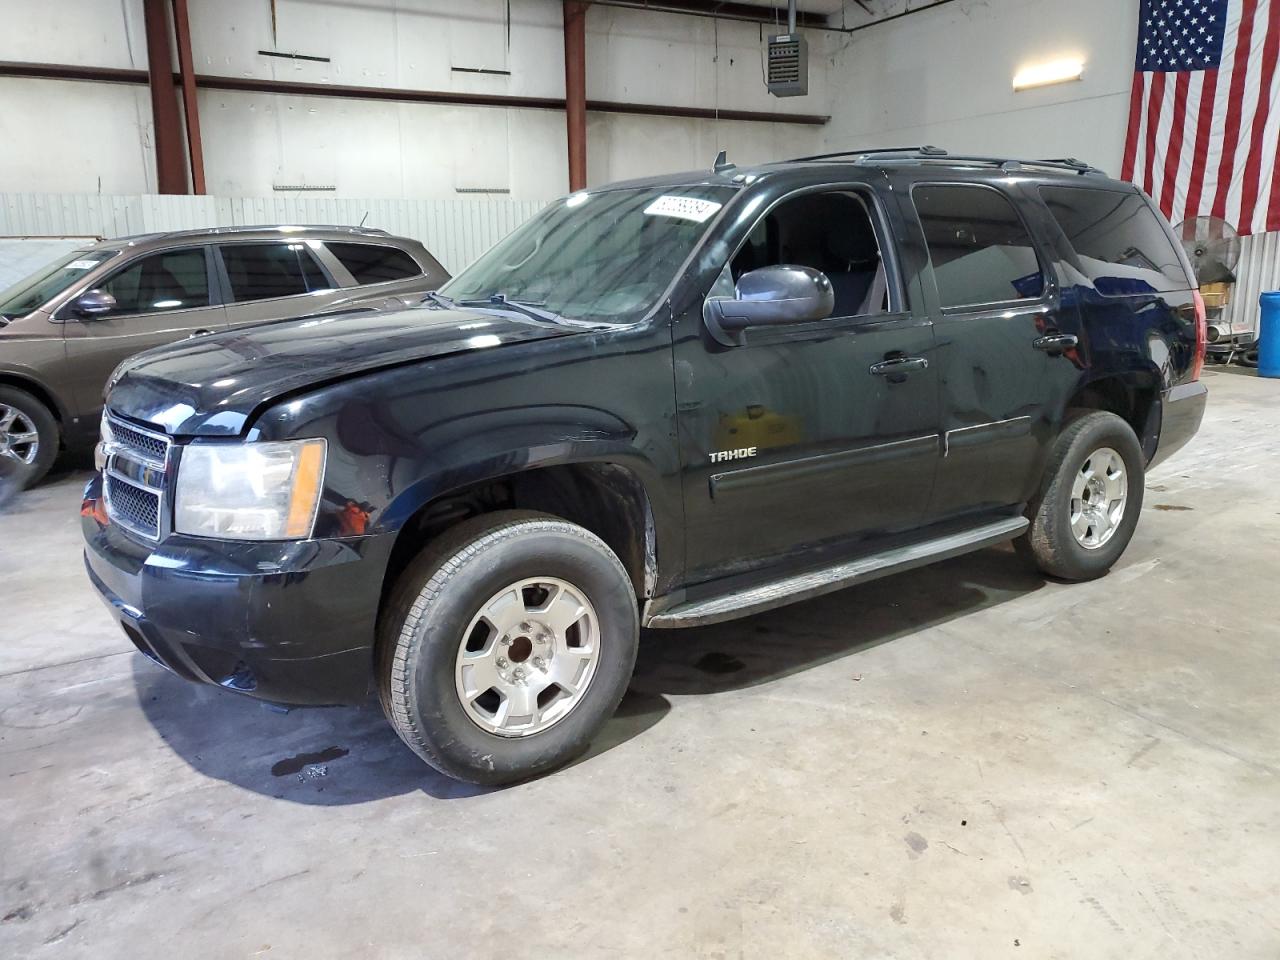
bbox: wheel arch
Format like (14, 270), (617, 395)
(377, 457), (661, 617)
(1063, 370), (1162, 461)
(0, 370), (68, 426)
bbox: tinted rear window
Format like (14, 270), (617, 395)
(912, 184), (1045, 309)
(219, 242), (331, 302)
(326, 242), (421, 284)
(1039, 186), (1190, 295)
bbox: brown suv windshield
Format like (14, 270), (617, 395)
(0, 249), (118, 319)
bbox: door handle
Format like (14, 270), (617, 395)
(869, 356), (929, 376)
(1033, 333), (1079, 352)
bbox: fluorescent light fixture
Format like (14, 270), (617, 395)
(1013, 58), (1084, 91)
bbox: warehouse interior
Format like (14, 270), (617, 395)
(1, 1), (1278, 957)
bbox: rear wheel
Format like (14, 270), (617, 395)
(378, 511), (639, 785)
(1017, 411), (1145, 581)
(0, 386), (58, 489)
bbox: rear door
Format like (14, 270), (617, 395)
(62, 245), (227, 418)
(1035, 184), (1200, 460)
(908, 181), (1083, 521)
(216, 240), (350, 329)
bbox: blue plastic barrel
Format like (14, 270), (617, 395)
(1260, 291), (1280, 378)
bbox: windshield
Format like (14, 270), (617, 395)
(440, 184), (737, 325)
(0, 249), (118, 318)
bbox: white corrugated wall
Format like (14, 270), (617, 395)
(1221, 232), (1280, 335)
(0, 193), (547, 276)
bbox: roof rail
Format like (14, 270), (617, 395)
(789, 145), (948, 163)
(787, 146), (1104, 176)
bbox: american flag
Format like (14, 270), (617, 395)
(1121, 0), (1280, 236)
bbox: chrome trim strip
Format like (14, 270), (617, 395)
(709, 433), (940, 499)
(943, 415), (1033, 456)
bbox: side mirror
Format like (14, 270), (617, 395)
(703, 265), (834, 346)
(73, 290), (117, 319)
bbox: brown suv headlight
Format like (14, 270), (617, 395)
(173, 439), (326, 540)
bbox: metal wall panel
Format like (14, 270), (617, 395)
(0, 193), (544, 274)
(1221, 231), (1280, 335)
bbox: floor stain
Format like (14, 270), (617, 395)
(1126, 736), (1161, 767)
(76, 871), (162, 904)
(271, 746), (349, 777)
(694, 652), (745, 675)
(2, 904), (34, 923)
(1153, 504), (1194, 511)
(890, 901), (906, 924)
(1008, 876), (1033, 895)
(904, 832), (929, 857)
(44, 919), (82, 945)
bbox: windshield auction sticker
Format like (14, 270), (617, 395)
(643, 196), (723, 223)
(66, 259), (101, 271)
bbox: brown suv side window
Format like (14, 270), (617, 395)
(219, 242), (331, 302)
(98, 248), (211, 315)
(326, 242), (421, 285)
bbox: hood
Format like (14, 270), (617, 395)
(107, 305), (580, 436)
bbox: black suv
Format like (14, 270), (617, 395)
(82, 148), (1207, 784)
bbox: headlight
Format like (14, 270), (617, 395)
(174, 439), (326, 540)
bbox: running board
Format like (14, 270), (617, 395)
(645, 516), (1029, 629)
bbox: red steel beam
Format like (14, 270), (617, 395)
(142, 0), (188, 194)
(0, 61), (830, 125)
(563, 2), (588, 192)
(170, 0), (206, 194)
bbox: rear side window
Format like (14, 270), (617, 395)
(219, 242), (331, 302)
(326, 242), (421, 284)
(100, 248), (210, 315)
(912, 184), (1045, 309)
(1039, 186), (1189, 295)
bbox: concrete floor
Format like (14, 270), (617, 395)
(1, 367), (1277, 959)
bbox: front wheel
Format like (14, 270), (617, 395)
(378, 511), (639, 785)
(1017, 411), (1146, 581)
(0, 386), (59, 489)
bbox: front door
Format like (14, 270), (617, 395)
(62, 245), (227, 420)
(674, 187), (940, 586)
(907, 181), (1083, 521)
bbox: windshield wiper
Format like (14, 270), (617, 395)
(423, 291), (455, 309)
(455, 293), (564, 325)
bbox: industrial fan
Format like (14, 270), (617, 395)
(1175, 215), (1247, 362)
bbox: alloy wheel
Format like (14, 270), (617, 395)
(1069, 446), (1128, 549)
(0, 404), (39, 465)
(454, 577), (601, 737)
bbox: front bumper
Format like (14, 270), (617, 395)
(1148, 380), (1208, 470)
(82, 474), (394, 706)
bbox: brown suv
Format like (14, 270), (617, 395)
(0, 225), (448, 486)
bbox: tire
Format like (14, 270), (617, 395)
(1016, 411), (1145, 582)
(378, 510), (640, 785)
(0, 386), (59, 489)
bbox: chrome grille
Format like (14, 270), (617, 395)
(102, 414), (172, 541)
(107, 419), (169, 461)
(105, 475), (160, 535)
